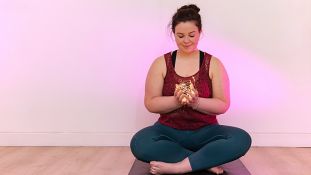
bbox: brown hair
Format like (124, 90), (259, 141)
(170, 4), (202, 33)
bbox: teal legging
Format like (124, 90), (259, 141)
(130, 122), (252, 172)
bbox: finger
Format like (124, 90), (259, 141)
(187, 94), (193, 102)
(194, 89), (199, 96)
(190, 90), (199, 102)
(177, 91), (184, 98)
(179, 94), (186, 101)
(178, 94), (183, 101)
(179, 95), (188, 105)
(188, 93), (198, 104)
(187, 91), (196, 99)
(174, 88), (180, 96)
(185, 91), (194, 99)
(190, 90), (195, 96)
(150, 167), (158, 174)
(181, 99), (188, 105)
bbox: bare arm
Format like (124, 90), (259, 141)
(191, 56), (230, 115)
(144, 56), (182, 114)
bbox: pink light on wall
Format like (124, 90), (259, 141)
(199, 34), (289, 113)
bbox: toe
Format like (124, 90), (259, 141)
(208, 167), (224, 174)
(150, 166), (157, 174)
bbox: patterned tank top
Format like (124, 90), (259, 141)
(158, 50), (218, 130)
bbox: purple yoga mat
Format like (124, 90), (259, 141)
(128, 159), (251, 175)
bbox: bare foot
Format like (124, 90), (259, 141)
(207, 166), (224, 174)
(149, 159), (191, 175)
(149, 161), (178, 174)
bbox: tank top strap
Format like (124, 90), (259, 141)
(164, 52), (174, 76)
(164, 51), (175, 71)
(202, 52), (212, 75)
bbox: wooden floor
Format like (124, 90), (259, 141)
(0, 146), (309, 175)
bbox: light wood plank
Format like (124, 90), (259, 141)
(240, 147), (311, 175)
(0, 146), (309, 175)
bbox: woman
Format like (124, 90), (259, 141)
(130, 4), (252, 175)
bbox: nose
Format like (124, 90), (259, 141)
(183, 36), (191, 43)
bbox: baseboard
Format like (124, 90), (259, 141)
(0, 132), (310, 147)
(249, 132), (311, 147)
(0, 132), (135, 146)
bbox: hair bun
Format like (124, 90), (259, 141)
(170, 4), (202, 33)
(178, 4), (200, 13)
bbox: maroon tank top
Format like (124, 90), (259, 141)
(158, 50), (218, 130)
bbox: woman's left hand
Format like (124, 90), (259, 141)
(187, 89), (199, 108)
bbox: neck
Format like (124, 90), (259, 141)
(177, 49), (199, 58)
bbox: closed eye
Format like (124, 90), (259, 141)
(178, 35), (195, 38)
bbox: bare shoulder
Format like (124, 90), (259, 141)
(149, 55), (166, 78)
(152, 55), (166, 67)
(209, 56), (227, 79)
(210, 56), (224, 67)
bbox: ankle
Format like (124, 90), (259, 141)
(176, 158), (192, 173)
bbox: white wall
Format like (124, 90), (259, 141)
(0, 0), (310, 146)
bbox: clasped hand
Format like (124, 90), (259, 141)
(174, 83), (199, 108)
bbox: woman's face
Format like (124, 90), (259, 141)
(174, 21), (201, 54)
